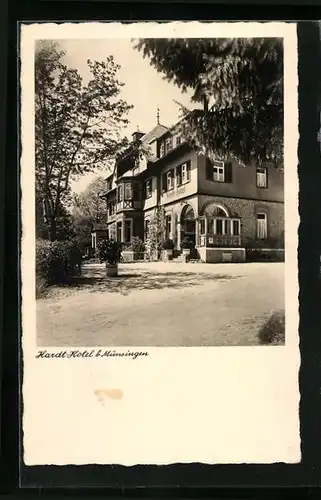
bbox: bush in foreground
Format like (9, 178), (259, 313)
(36, 238), (82, 297)
(258, 310), (285, 345)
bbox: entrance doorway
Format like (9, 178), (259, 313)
(180, 205), (196, 246)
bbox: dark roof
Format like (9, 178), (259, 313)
(141, 124), (168, 144)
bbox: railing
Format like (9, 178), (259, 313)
(200, 234), (241, 247)
(116, 199), (143, 212)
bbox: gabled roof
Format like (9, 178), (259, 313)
(141, 124), (168, 144)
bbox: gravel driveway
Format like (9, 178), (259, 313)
(37, 262), (285, 347)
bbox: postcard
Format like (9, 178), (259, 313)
(20, 21), (300, 466)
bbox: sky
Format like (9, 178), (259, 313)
(57, 39), (196, 193)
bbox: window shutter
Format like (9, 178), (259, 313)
(176, 166), (181, 186)
(186, 161), (191, 181)
(206, 159), (213, 180)
(224, 162), (233, 183)
(162, 173), (167, 192)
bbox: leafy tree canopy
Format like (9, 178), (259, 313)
(36, 41), (132, 240)
(72, 176), (107, 225)
(134, 38), (283, 167)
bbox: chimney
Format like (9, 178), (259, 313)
(132, 126), (145, 143)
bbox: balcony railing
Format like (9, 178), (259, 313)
(199, 234), (241, 248)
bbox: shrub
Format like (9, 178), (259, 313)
(258, 310), (285, 345)
(181, 236), (194, 250)
(36, 238), (82, 294)
(163, 239), (175, 250)
(129, 237), (145, 253)
(97, 238), (123, 265)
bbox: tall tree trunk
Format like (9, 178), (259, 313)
(49, 217), (57, 242)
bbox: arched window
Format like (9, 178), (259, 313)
(202, 203), (229, 218)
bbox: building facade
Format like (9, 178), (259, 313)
(100, 120), (284, 263)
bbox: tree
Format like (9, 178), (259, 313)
(72, 176), (107, 252)
(145, 205), (166, 260)
(35, 41), (132, 241)
(72, 176), (107, 225)
(134, 38), (283, 167)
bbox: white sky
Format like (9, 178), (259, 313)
(58, 39), (196, 193)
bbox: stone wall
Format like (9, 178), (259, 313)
(198, 247), (246, 263)
(198, 195), (284, 248)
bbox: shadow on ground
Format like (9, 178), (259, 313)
(47, 266), (241, 298)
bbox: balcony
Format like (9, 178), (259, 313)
(198, 216), (241, 248)
(199, 234), (241, 248)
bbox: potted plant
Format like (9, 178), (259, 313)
(97, 238), (123, 277)
(122, 237), (145, 262)
(162, 239), (175, 260)
(181, 236), (194, 256)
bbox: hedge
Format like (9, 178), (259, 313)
(36, 238), (82, 296)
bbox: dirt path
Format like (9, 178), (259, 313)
(37, 262), (284, 347)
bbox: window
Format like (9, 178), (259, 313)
(117, 185), (123, 202)
(176, 136), (182, 147)
(224, 219), (231, 235)
(108, 201), (115, 216)
(145, 179), (152, 199)
(91, 233), (97, 249)
(207, 218), (214, 234)
(213, 161), (225, 182)
(176, 161), (191, 186)
(124, 183), (132, 200)
(232, 220), (240, 236)
(256, 213), (267, 239)
(160, 142), (165, 157)
(206, 159), (232, 183)
(166, 215), (172, 239)
(167, 170), (174, 190)
(200, 218), (206, 235)
(124, 220), (132, 243)
(116, 221), (122, 242)
(164, 137), (173, 154)
(257, 167), (267, 188)
(216, 219), (223, 235)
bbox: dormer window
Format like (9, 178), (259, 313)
(160, 142), (165, 157)
(164, 137), (173, 154)
(175, 136), (182, 147)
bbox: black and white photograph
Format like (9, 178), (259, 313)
(34, 33), (285, 347)
(21, 22), (300, 467)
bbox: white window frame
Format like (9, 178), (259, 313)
(213, 161), (225, 182)
(256, 213), (267, 239)
(165, 137), (173, 154)
(91, 233), (97, 249)
(256, 167), (267, 188)
(176, 136), (182, 147)
(145, 179), (152, 199)
(167, 170), (174, 190)
(160, 142), (165, 157)
(181, 163), (187, 184)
